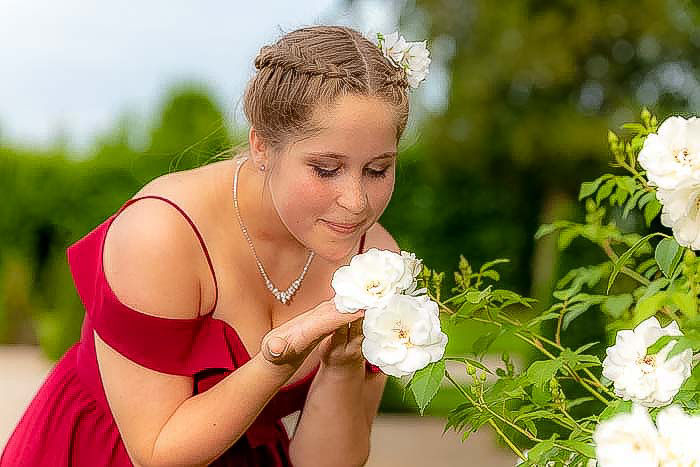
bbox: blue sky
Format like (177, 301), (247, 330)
(0, 0), (409, 152)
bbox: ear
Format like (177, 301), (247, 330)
(248, 127), (269, 170)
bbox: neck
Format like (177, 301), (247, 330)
(231, 156), (313, 275)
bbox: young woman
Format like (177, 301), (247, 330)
(1, 25), (413, 466)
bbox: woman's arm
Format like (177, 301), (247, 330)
(97, 335), (298, 467)
(288, 362), (388, 467)
(98, 201), (301, 466)
(288, 222), (395, 467)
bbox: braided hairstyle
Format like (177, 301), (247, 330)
(243, 25), (410, 152)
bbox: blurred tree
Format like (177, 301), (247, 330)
(138, 82), (231, 182)
(376, 0), (700, 301)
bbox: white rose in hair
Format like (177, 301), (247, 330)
(404, 41), (431, 89)
(362, 294), (447, 377)
(602, 316), (693, 407)
(638, 115), (700, 190)
(379, 31), (409, 67)
(656, 405), (700, 465)
(332, 248), (415, 313)
(593, 404), (663, 467)
(656, 184), (700, 249)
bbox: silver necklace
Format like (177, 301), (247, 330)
(233, 156), (315, 304)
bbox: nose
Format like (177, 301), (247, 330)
(336, 175), (368, 215)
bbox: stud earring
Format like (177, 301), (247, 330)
(260, 164), (266, 171)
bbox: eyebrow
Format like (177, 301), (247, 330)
(306, 151), (397, 161)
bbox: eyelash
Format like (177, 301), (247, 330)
(311, 166), (389, 179)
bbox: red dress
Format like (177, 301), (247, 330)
(1, 195), (379, 466)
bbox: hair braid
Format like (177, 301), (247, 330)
(255, 43), (365, 88)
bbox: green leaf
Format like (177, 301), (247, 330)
(535, 221), (574, 240)
(575, 342), (600, 354)
(609, 186), (629, 206)
(637, 277), (670, 303)
(566, 397), (594, 410)
(599, 400), (632, 421)
(622, 189), (646, 218)
(480, 258), (510, 272)
(607, 232), (667, 294)
(527, 359), (563, 389)
(563, 301), (598, 330)
(643, 198), (662, 226)
(601, 294), (634, 319)
(410, 361), (445, 415)
(557, 440), (596, 458)
(655, 237), (684, 278)
(560, 348), (601, 370)
(646, 335), (675, 355)
(472, 329), (503, 357)
(596, 179), (616, 205)
(578, 174), (614, 201)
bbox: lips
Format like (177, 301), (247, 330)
(324, 220), (363, 229)
(322, 219), (364, 233)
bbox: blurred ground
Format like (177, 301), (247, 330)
(0, 346), (516, 466)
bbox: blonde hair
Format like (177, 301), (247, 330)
(242, 25), (410, 154)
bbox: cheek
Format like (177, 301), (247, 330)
(275, 177), (335, 223)
(367, 175), (395, 213)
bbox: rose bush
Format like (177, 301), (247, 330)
(330, 109), (700, 465)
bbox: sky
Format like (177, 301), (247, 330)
(0, 0), (419, 153)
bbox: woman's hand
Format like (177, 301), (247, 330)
(317, 313), (366, 372)
(260, 299), (364, 369)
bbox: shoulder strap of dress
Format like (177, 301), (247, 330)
(118, 195), (220, 314)
(358, 231), (367, 254)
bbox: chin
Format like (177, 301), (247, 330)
(312, 237), (362, 263)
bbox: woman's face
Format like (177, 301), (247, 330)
(267, 94), (398, 262)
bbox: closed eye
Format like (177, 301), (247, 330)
(366, 167), (388, 178)
(312, 166), (340, 178)
(310, 166), (389, 179)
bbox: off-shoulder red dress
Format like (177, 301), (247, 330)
(1, 195), (379, 466)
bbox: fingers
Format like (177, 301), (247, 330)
(347, 316), (364, 351)
(314, 304), (364, 337)
(330, 319), (350, 348)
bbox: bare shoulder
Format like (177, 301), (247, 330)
(364, 222), (400, 254)
(103, 197), (208, 320)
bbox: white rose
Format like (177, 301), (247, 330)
(362, 294), (448, 377)
(332, 248), (411, 313)
(593, 404), (663, 467)
(638, 116), (700, 190)
(380, 31), (409, 67)
(656, 184), (700, 249)
(656, 405), (700, 465)
(602, 317), (693, 407)
(403, 40), (431, 89)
